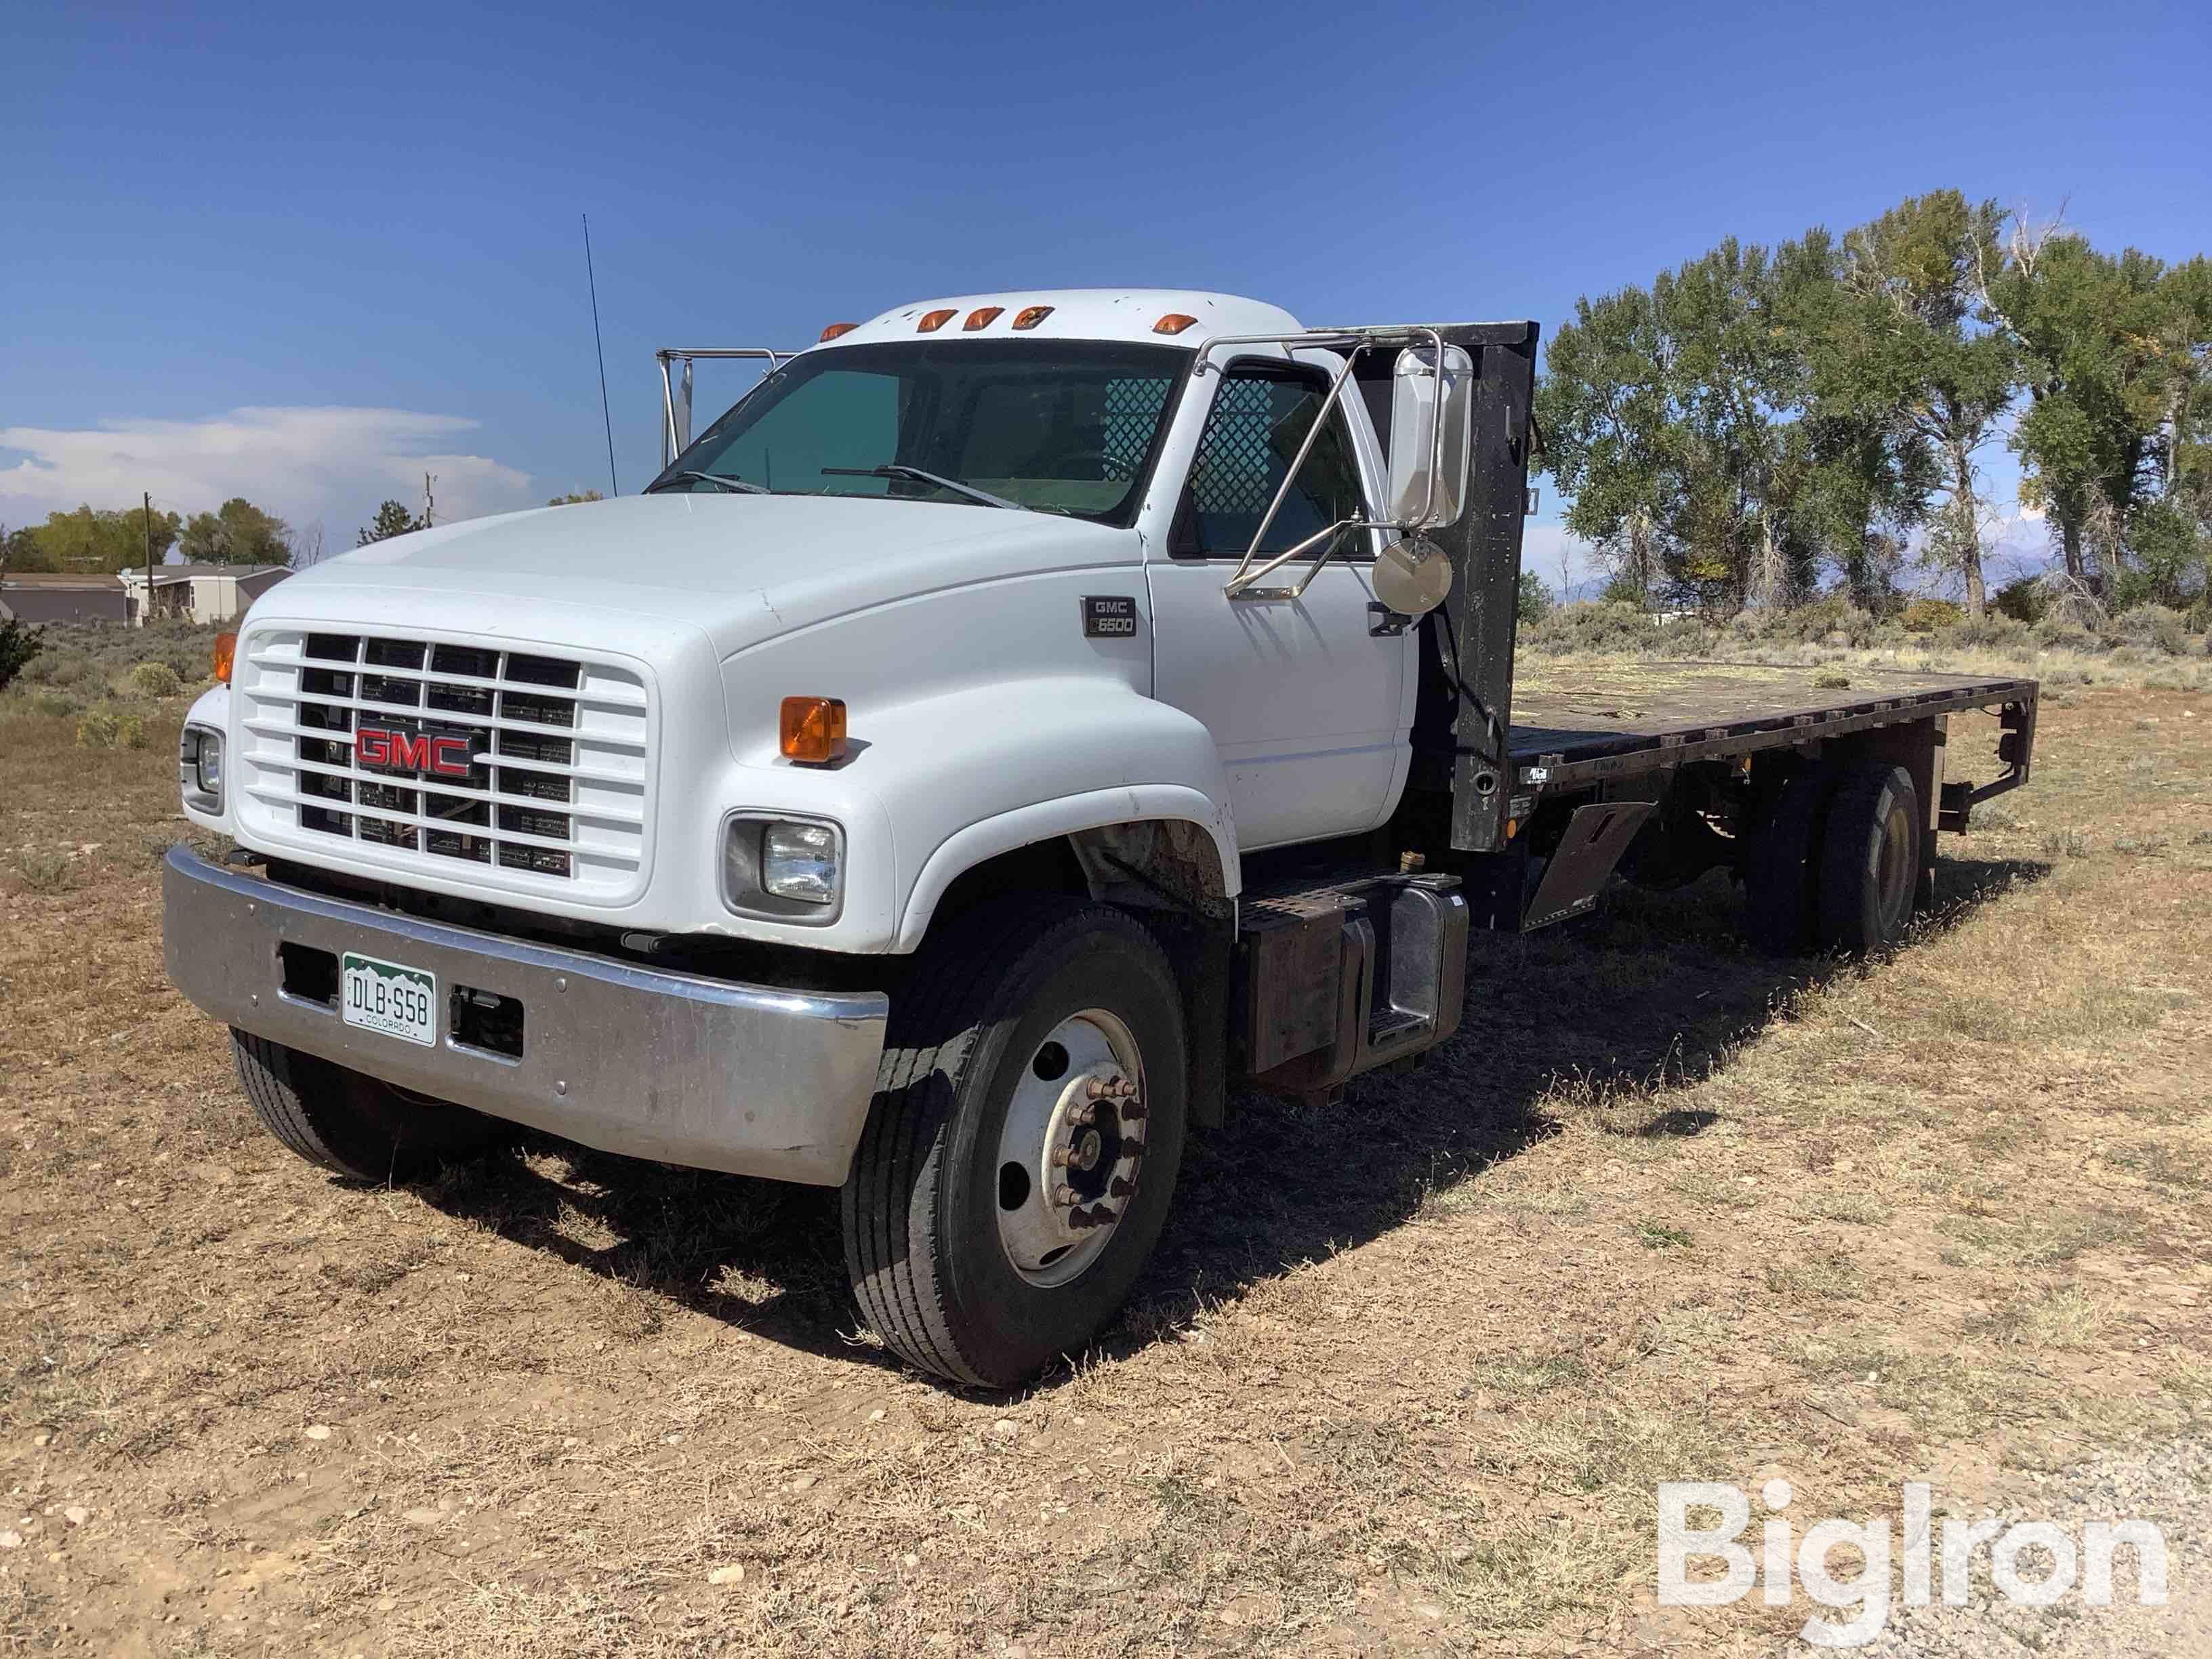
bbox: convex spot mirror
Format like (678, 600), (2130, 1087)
(1372, 535), (1453, 617)
(1387, 344), (1473, 531)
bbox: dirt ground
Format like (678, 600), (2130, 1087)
(2, 675), (2208, 1657)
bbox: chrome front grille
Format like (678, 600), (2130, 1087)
(236, 628), (652, 901)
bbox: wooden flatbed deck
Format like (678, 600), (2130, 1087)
(1507, 659), (2039, 790)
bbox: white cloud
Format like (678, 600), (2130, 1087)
(0, 406), (534, 540)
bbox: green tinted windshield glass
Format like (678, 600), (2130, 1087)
(651, 339), (1189, 524)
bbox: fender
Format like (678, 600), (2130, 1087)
(182, 683), (233, 837)
(824, 680), (1238, 951)
(897, 783), (1238, 950)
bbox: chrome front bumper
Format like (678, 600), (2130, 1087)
(161, 848), (888, 1185)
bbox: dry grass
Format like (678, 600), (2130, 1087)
(2, 680), (2209, 1656)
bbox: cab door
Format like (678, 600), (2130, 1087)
(1144, 356), (1412, 851)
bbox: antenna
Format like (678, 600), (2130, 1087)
(583, 214), (619, 497)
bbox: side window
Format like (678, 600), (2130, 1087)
(1171, 363), (1366, 558)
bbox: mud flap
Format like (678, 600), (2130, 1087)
(1521, 801), (1656, 930)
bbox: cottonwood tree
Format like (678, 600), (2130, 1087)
(546, 491), (605, 506)
(1, 523), (44, 575)
(1665, 239), (1811, 608)
(1540, 241), (1809, 609)
(1984, 224), (2169, 598)
(180, 497), (293, 566)
(28, 504), (182, 574)
(1784, 228), (1940, 612)
(1537, 285), (1677, 606)
(1837, 191), (2016, 617)
(2125, 257), (2212, 605)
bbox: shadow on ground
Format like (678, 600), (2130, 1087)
(406, 853), (2049, 1385)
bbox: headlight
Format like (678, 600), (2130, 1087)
(195, 731), (224, 796)
(762, 821), (839, 904)
(722, 813), (844, 921)
(180, 724), (224, 811)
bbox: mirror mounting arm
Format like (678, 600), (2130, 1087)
(655, 347), (801, 469)
(1212, 325), (1450, 602)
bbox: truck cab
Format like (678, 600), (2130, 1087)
(163, 288), (2034, 1386)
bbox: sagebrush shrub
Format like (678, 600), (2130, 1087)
(77, 705), (148, 750)
(126, 660), (184, 697)
(1900, 598), (1963, 634)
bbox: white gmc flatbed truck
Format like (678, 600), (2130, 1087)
(163, 289), (2040, 1387)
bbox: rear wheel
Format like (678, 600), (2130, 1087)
(841, 898), (1187, 1387)
(1817, 762), (1922, 953)
(1742, 767), (1831, 954)
(232, 1030), (501, 1181)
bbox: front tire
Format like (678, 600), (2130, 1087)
(841, 898), (1188, 1387)
(232, 1030), (501, 1181)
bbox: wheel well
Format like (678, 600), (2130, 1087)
(926, 819), (1235, 939)
(918, 820), (1236, 1134)
(926, 838), (1090, 933)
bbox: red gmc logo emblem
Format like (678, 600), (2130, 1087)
(356, 726), (476, 779)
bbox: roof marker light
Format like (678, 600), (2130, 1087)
(917, 308), (957, 333)
(1012, 305), (1054, 330)
(1153, 312), (1198, 335)
(818, 321), (859, 342)
(962, 306), (1004, 331)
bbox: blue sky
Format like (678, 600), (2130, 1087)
(4, 0), (2205, 583)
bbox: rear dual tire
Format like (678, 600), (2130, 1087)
(1745, 760), (1922, 956)
(1816, 762), (1923, 952)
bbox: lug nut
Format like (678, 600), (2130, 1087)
(1050, 1146), (1071, 1168)
(1052, 1184), (1074, 1206)
(1086, 1077), (1109, 1099)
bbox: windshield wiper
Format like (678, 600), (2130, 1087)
(647, 470), (768, 495)
(821, 465), (1017, 510)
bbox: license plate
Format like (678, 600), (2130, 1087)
(341, 952), (438, 1047)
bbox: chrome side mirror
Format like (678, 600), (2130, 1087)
(1387, 344), (1473, 531)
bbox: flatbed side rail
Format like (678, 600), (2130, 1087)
(1512, 678), (2039, 792)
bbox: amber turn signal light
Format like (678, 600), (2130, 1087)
(916, 308), (957, 333)
(818, 321), (859, 342)
(1153, 312), (1197, 335)
(1012, 305), (1054, 330)
(779, 696), (848, 764)
(213, 632), (238, 685)
(962, 306), (1004, 331)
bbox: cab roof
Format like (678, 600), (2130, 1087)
(815, 289), (1304, 352)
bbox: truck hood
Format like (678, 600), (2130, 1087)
(271, 494), (1139, 658)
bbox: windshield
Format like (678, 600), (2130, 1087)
(647, 338), (1190, 525)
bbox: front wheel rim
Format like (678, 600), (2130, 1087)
(994, 1008), (1148, 1289)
